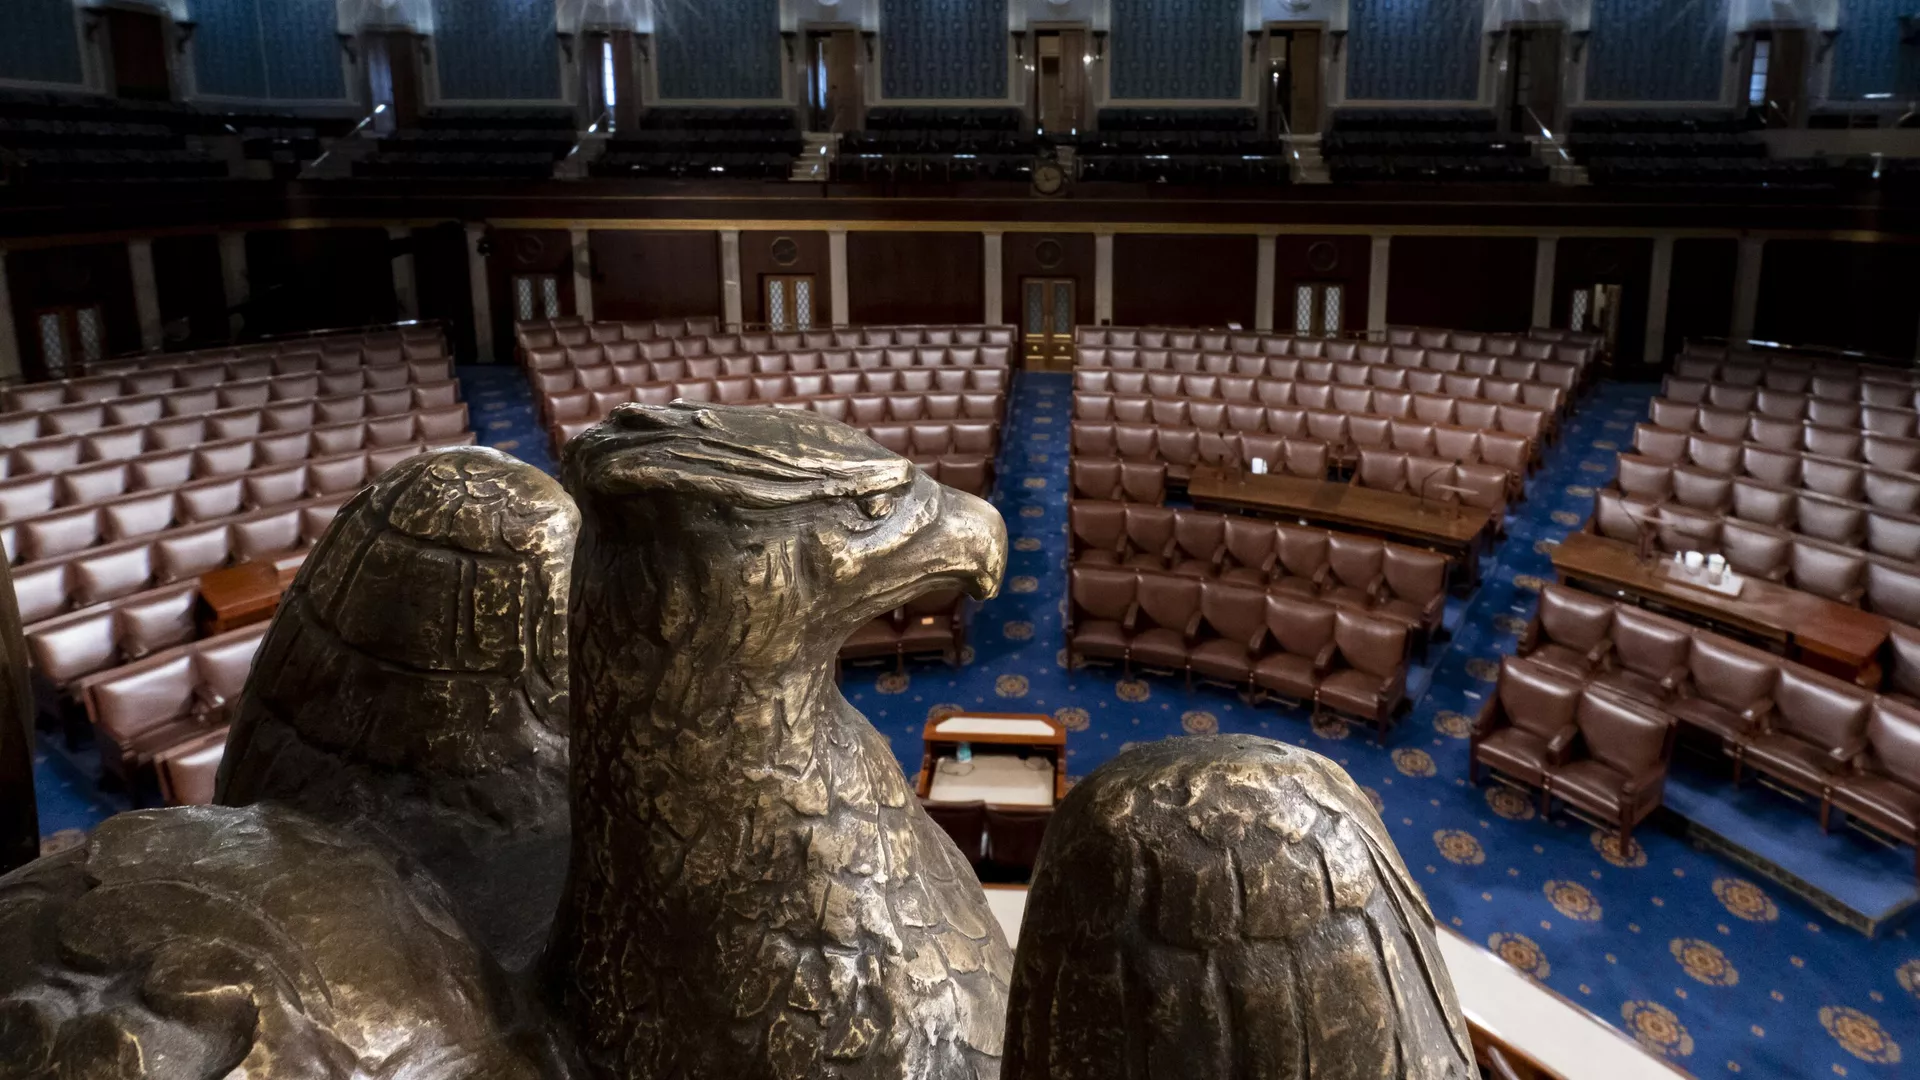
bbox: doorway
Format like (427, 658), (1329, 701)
(1568, 283), (1623, 358)
(1289, 282), (1345, 338)
(764, 275), (818, 332)
(1032, 29), (1089, 137)
(1746, 28), (1808, 127)
(582, 31), (637, 132)
(103, 6), (172, 101)
(1504, 25), (1563, 135)
(808, 30), (860, 133)
(1263, 28), (1322, 136)
(362, 31), (424, 133)
(1022, 278), (1076, 370)
(33, 305), (108, 376)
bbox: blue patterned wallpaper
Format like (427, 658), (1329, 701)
(655, 0), (782, 101)
(1109, 0), (1243, 100)
(432, 0), (562, 101)
(881, 0), (1007, 100)
(1345, 0), (1483, 102)
(1830, 0), (1913, 99)
(1584, 0), (1728, 102)
(193, 0), (344, 99)
(0, 0), (83, 85)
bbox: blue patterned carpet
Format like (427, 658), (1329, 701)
(30, 364), (1918, 1078)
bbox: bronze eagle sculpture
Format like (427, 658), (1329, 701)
(0, 401), (1469, 1080)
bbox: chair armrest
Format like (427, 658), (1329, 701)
(1313, 641), (1337, 671)
(1739, 698), (1775, 728)
(1518, 619), (1541, 652)
(1258, 553), (1278, 576)
(1184, 611), (1203, 639)
(1121, 602), (1140, 633)
(1310, 564), (1332, 588)
(1660, 665), (1688, 692)
(1545, 727), (1579, 765)
(1830, 737), (1869, 766)
(1245, 627), (1268, 655)
(1585, 639), (1614, 665)
(1365, 574), (1390, 602)
(1839, 586), (1865, 606)
(1473, 697), (1502, 737)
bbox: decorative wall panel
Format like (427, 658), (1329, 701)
(1109, 0), (1243, 101)
(881, 0), (1008, 100)
(1829, 0), (1913, 99)
(1584, 0), (1728, 102)
(1345, 0), (1483, 102)
(432, 0), (561, 101)
(655, 0), (783, 101)
(194, 0), (344, 99)
(0, 0), (83, 85)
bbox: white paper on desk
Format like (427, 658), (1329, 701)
(1248, 457), (1269, 475)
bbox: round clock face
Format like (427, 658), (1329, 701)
(1034, 164), (1065, 195)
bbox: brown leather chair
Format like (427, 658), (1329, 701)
(1253, 595), (1337, 704)
(1354, 449), (1408, 494)
(1119, 462), (1166, 505)
(1544, 689), (1677, 845)
(894, 587), (967, 666)
(984, 805), (1053, 875)
(1471, 657), (1583, 800)
(1520, 585), (1614, 682)
(1189, 580), (1270, 693)
(1273, 525), (1331, 597)
(921, 799), (987, 867)
(1378, 545), (1448, 650)
(1071, 459), (1124, 501)
(1065, 566), (1137, 670)
(1669, 633), (1780, 752)
(1824, 699), (1920, 879)
(1069, 501), (1127, 565)
(1322, 534), (1387, 611)
(1121, 505), (1177, 570)
(1592, 607), (1691, 708)
(1220, 518), (1279, 585)
(1131, 572), (1202, 678)
(1316, 610), (1409, 743)
(1889, 622), (1920, 706)
(156, 730), (226, 806)
(1737, 665), (1873, 800)
(1170, 511), (1226, 577)
(1790, 541), (1866, 606)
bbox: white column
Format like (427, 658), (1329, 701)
(982, 231), (1003, 325)
(1094, 232), (1114, 325)
(1643, 235), (1675, 369)
(718, 229), (743, 330)
(218, 231), (248, 338)
(570, 228), (595, 322)
(1531, 235), (1558, 329)
(1731, 235), (1765, 343)
(828, 229), (850, 326)
(1254, 233), (1277, 332)
(466, 224), (496, 364)
(1367, 234), (1391, 334)
(0, 252), (20, 381)
(387, 225), (419, 321)
(127, 239), (164, 352)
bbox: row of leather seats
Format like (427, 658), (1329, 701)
(0, 402), (470, 485)
(513, 316), (716, 350)
(77, 622), (265, 785)
(1471, 654), (1677, 844)
(27, 578), (209, 694)
(1071, 369), (1561, 432)
(1510, 585), (1920, 874)
(5, 347), (447, 415)
(1675, 345), (1919, 387)
(1, 378), (461, 455)
(1066, 566), (1412, 741)
(71, 333), (446, 383)
(1354, 451), (1510, 518)
(1080, 326), (1593, 374)
(1070, 460), (1168, 506)
(843, 586), (969, 673)
(3, 445), (394, 565)
(1648, 398), (1920, 474)
(1073, 423), (1330, 483)
(4, 359), (453, 429)
(547, 391), (1005, 457)
(1590, 492), (1920, 624)
(12, 496), (344, 629)
(515, 322), (1011, 358)
(1074, 400), (1534, 482)
(1662, 376), (1919, 430)
(525, 343), (1012, 383)
(1609, 455), (1920, 558)
(1069, 501), (1449, 647)
(1640, 414), (1918, 472)
(1079, 344), (1581, 396)
(534, 363), (1008, 421)
(1622, 431), (1919, 512)
(557, 379), (1004, 421)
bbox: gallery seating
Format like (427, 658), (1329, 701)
(841, 585), (970, 674)
(1824, 699), (1920, 877)
(1352, 449), (1511, 519)
(76, 622), (266, 783)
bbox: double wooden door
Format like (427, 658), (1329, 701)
(1022, 278), (1076, 370)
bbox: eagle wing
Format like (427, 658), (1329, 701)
(1004, 734), (1474, 1080)
(215, 446), (579, 971)
(0, 804), (548, 1080)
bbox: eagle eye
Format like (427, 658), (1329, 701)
(857, 492), (895, 520)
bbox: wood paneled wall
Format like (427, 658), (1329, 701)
(482, 228), (574, 362)
(588, 231), (721, 322)
(1663, 239), (1737, 365)
(1113, 235), (1258, 328)
(412, 223), (479, 362)
(1386, 237), (1536, 333)
(1002, 233), (1098, 330)
(4, 243), (140, 379)
(739, 230), (831, 326)
(245, 228), (396, 338)
(1273, 235), (1372, 336)
(1756, 240), (1920, 361)
(1552, 237), (1653, 368)
(846, 232), (984, 325)
(152, 234), (227, 349)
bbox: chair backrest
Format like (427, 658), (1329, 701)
(1199, 580), (1268, 645)
(1333, 609), (1405, 679)
(1536, 584), (1613, 654)
(1136, 572), (1201, 634)
(1772, 665), (1873, 751)
(1574, 690), (1673, 778)
(1864, 699), (1920, 787)
(922, 799), (987, 863)
(1069, 566), (1137, 622)
(1381, 545), (1446, 606)
(1275, 524), (1328, 580)
(1498, 657), (1581, 740)
(1265, 594), (1335, 658)
(1609, 607), (1691, 681)
(984, 804), (1053, 871)
(1685, 633), (1779, 711)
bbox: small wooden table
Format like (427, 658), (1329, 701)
(1551, 530), (1890, 688)
(916, 712), (1067, 806)
(1187, 464), (1495, 587)
(196, 553), (306, 636)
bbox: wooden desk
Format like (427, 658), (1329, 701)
(196, 553), (305, 635)
(1186, 465), (1494, 587)
(916, 712), (1067, 805)
(1551, 531), (1889, 688)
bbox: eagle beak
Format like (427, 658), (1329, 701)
(932, 485), (1006, 602)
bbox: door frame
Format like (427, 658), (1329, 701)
(1026, 21), (1093, 135)
(1260, 22), (1328, 138)
(800, 21), (864, 132)
(1020, 276), (1078, 371)
(1494, 20), (1568, 136)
